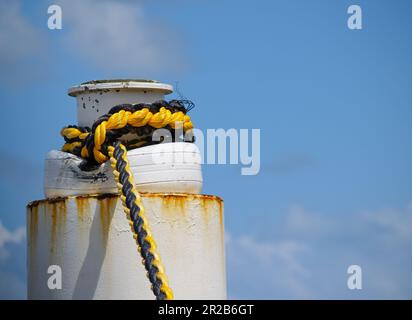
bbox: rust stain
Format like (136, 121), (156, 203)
(27, 192), (222, 206)
(27, 199), (42, 209)
(160, 194), (188, 214)
(27, 194), (118, 207)
(96, 193), (118, 201)
(99, 197), (116, 242)
(26, 193), (225, 271)
(27, 193), (223, 235)
(217, 200), (225, 249)
(75, 197), (90, 221)
(28, 203), (39, 265)
(154, 194), (224, 222)
(50, 203), (57, 254)
(48, 197), (68, 204)
(199, 197), (210, 224)
(49, 200), (67, 255)
(28, 204), (39, 241)
(218, 200), (224, 229)
(196, 196), (223, 225)
(142, 192), (223, 203)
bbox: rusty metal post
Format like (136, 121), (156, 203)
(27, 80), (226, 299)
(27, 193), (226, 299)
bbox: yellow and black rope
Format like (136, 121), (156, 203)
(60, 100), (194, 300)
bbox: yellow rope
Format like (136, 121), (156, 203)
(61, 103), (194, 300)
(108, 144), (173, 300)
(61, 106), (193, 164)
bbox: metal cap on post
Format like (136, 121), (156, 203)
(68, 79), (173, 127)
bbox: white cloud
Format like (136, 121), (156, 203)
(361, 202), (412, 243)
(0, 0), (187, 85)
(0, 2), (43, 60)
(226, 231), (312, 299)
(0, 220), (26, 261)
(0, 1), (47, 83)
(226, 201), (412, 299)
(285, 204), (335, 235)
(231, 234), (308, 274)
(0, 221), (26, 299)
(58, 0), (186, 75)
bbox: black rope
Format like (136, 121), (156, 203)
(63, 100), (195, 166)
(112, 141), (167, 300)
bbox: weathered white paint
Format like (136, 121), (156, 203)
(68, 79), (173, 127)
(45, 142), (203, 197)
(27, 193), (226, 300)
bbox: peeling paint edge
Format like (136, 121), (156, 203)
(27, 192), (223, 209)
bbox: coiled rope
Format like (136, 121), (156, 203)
(60, 100), (194, 300)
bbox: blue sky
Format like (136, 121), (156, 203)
(0, 0), (411, 299)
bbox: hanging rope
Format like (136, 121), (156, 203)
(60, 100), (194, 300)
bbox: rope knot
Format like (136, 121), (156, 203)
(60, 100), (195, 300)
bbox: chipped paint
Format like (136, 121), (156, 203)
(28, 192), (223, 209)
(68, 79), (173, 128)
(81, 79), (160, 85)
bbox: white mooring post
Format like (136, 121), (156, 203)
(27, 80), (227, 299)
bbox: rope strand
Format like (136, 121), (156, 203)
(108, 142), (173, 300)
(60, 100), (195, 300)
